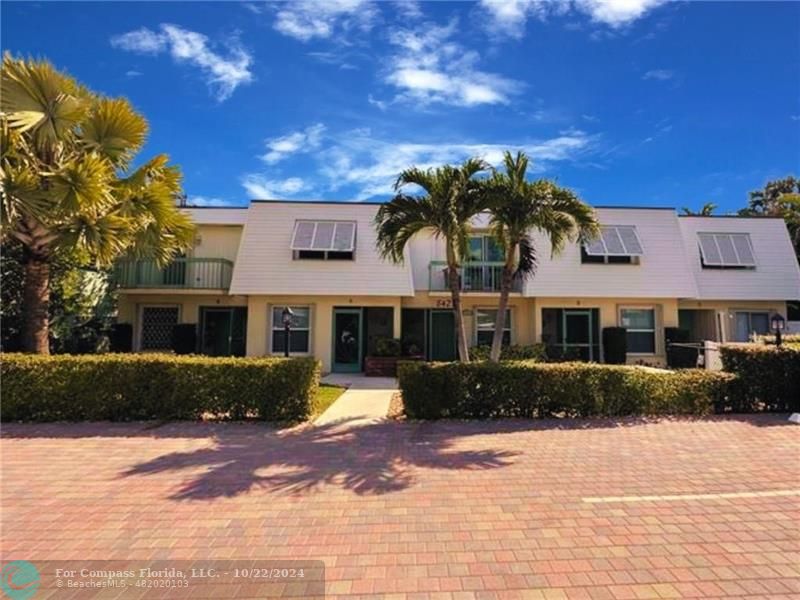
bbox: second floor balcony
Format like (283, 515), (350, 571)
(114, 257), (234, 290)
(429, 261), (523, 293)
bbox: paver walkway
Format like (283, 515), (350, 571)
(316, 373), (397, 427)
(2, 415), (799, 599)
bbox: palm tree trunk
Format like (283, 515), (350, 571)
(21, 250), (51, 354)
(489, 264), (514, 362)
(447, 264), (470, 363)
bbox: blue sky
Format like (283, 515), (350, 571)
(3, 1), (799, 211)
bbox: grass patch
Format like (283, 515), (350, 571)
(311, 384), (346, 418)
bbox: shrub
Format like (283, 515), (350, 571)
(753, 332), (800, 346)
(469, 343), (547, 361)
(373, 337), (402, 357)
(720, 344), (800, 412)
(602, 327), (627, 364)
(665, 327), (697, 369)
(171, 324), (197, 355)
(1, 353), (321, 422)
(109, 323), (133, 353)
(398, 360), (733, 419)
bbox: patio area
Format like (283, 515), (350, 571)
(2, 414), (798, 598)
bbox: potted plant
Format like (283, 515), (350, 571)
(365, 337), (403, 377)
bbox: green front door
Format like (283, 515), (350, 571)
(429, 310), (456, 361)
(333, 308), (363, 372)
(200, 307), (247, 356)
(563, 309), (593, 361)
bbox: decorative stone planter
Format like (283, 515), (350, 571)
(364, 355), (424, 377)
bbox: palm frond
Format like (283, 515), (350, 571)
(81, 97), (148, 168)
(1, 53), (89, 149)
(49, 153), (115, 216)
(374, 193), (431, 263)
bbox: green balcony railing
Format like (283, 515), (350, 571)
(114, 258), (234, 290)
(428, 261), (522, 293)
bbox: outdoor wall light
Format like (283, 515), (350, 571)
(771, 313), (786, 347)
(281, 306), (294, 357)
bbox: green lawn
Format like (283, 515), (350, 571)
(311, 384), (346, 418)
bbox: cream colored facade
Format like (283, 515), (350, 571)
(116, 203), (800, 372)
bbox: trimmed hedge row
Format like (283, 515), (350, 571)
(469, 344), (547, 361)
(720, 344), (800, 412)
(398, 361), (733, 419)
(1, 353), (321, 422)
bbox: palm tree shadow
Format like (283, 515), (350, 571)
(121, 418), (518, 500)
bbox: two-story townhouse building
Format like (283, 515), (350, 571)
(115, 200), (800, 372)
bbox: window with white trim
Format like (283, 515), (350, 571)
(475, 308), (511, 346)
(291, 220), (356, 260)
(582, 225), (643, 264)
(697, 233), (755, 268)
(620, 308), (656, 354)
(271, 306), (311, 354)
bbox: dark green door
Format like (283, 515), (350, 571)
(429, 310), (456, 361)
(333, 308), (363, 372)
(200, 307), (247, 356)
(201, 308), (232, 356)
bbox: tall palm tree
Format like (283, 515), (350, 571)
(375, 158), (490, 362)
(1, 54), (195, 353)
(484, 151), (599, 362)
(681, 202), (717, 216)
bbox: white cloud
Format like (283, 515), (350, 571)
(479, 0), (667, 38)
(385, 20), (521, 107)
(111, 28), (167, 53)
(273, 0), (379, 42)
(243, 2), (264, 14)
(368, 94), (388, 110)
(243, 126), (597, 201)
(125, 70), (143, 78)
(111, 24), (253, 101)
(260, 124), (326, 164)
(241, 175), (309, 199)
(394, 0), (423, 19)
(576, 0), (668, 27)
(642, 68), (674, 81)
(186, 196), (237, 207)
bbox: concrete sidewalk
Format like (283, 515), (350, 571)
(315, 373), (397, 427)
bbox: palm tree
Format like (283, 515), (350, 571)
(1, 54), (195, 353)
(681, 202), (717, 216)
(375, 159), (490, 362)
(484, 151), (599, 362)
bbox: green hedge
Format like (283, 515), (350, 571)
(720, 344), (800, 412)
(398, 361), (733, 419)
(1, 353), (321, 422)
(469, 344), (547, 361)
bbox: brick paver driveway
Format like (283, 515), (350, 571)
(2, 415), (799, 598)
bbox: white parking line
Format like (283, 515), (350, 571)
(582, 489), (800, 503)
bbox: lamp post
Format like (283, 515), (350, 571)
(281, 306), (294, 358)
(771, 314), (786, 347)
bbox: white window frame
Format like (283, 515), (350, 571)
(269, 305), (312, 356)
(474, 307), (513, 346)
(290, 220), (356, 252)
(618, 306), (657, 356)
(584, 225), (644, 257)
(697, 232), (756, 268)
(137, 304), (181, 352)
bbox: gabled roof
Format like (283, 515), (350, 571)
(677, 215), (800, 300)
(522, 207), (698, 299)
(229, 202), (414, 296)
(181, 207), (248, 225)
